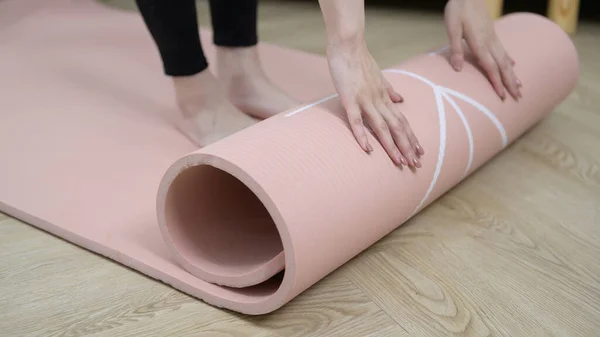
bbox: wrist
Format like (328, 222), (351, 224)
(318, 0), (366, 52)
(327, 24), (364, 46)
(326, 31), (366, 57)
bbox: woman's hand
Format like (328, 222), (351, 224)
(318, 0), (423, 168)
(444, 0), (522, 100)
(326, 41), (423, 168)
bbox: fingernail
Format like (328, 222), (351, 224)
(416, 143), (424, 155)
(516, 78), (522, 87)
(451, 56), (462, 71)
(413, 157), (421, 168)
(366, 143), (373, 152)
(400, 156), (408, 166)
(395, 151), (403, 165)
(395, 92), (404, 102)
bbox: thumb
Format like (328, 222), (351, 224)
(383, 77), (403, 103)
(444, 4), (464, 71)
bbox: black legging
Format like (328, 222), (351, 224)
(135, 0), (258, 77)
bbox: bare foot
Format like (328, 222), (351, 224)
(216, 46), (300, 119)
(172, 70), (257, 147)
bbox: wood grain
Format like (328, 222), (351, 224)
(548, 0), (581, 33)
(2, 0), (600, 336)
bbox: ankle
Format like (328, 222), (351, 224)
(173, 70), (219, 97)
(172, 70), (228, 118)
(216, 46), (263, 80)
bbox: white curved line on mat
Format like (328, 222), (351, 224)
(284, 93), (338, 117)
(442, 91), (474, 177)
(416, 85), (447, 215)
(443, 88), (508, 146)
(428, 45), (450, 56)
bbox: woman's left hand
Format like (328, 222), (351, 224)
(444, 0), (522, 100)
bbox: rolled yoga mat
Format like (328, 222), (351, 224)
(0, 0), (578, 315)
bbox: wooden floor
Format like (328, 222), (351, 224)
(2, 1), (600, 336)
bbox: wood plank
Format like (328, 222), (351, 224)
(548, 0), (581, 34)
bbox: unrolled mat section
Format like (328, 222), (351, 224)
(156, 13), (578, 314)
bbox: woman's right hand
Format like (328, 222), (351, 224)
(318, 0), (423, 168)
(326, 39), (424, 168)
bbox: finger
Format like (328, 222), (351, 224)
(480, 52), (506, 100)
(491, 44), (521, 100)
(505, 53), (522, 87)
(344, 102), (373, 153)
(389, 101), (424, 157)
(383, 77), (403, 103)
(362, 102), (404, 166)
(380, 101), (421, 168)
(444, 5), (464, 71)
(467, 38), (506, 100)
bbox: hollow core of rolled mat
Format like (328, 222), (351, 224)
(156, 12), (579, 314)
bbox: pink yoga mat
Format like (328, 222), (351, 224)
(0, 0), (578, 315)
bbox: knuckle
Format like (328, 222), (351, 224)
(350, 117), (363, 126)
(408, 132), (419, 143)
(378, 121), (390, 132)
(473, 41), (486, 54)
(396, 112), (408, 124)
(480, 57), (494, 69)
(389, 119), (404, 134)
(499, 59), (512, 72)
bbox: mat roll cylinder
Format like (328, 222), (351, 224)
(156, 12), (578, 315)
